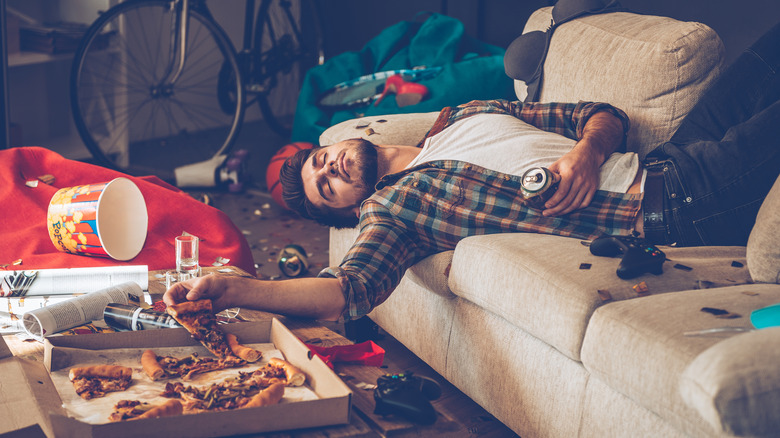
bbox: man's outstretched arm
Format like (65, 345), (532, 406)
(163, 275), (346, 321)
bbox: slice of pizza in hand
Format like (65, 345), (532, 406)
(69, 365), (133, 400)
(166, 299), (235, 359)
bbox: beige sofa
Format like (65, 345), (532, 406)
(322, 7), (780, 437)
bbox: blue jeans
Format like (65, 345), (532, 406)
(643, 21), (780, 247)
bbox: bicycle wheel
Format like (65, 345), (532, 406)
(70, 0), (244, 180)
(251, 0), (324, 137)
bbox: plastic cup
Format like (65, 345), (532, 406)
(46, 177), (148, 261)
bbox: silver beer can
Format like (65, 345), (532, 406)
(521, 167), (559, 209)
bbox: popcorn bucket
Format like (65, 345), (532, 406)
(46, 177), (148, 261)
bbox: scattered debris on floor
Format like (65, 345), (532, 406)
(186, 188), (330, 281)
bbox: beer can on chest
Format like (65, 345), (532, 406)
(521, 167), (559, 209)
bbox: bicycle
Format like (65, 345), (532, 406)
(69, 0), (324, 185)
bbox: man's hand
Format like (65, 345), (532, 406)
(542, 109), (626, 216)
(543, 145), (601, 216)
(163, 274), (236, 312)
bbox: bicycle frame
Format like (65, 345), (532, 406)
(160, 0), (261, 89)
(162, 0), (190, 86)
(160, 0), (240, 86)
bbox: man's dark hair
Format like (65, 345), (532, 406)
(279, 146), (362, 229)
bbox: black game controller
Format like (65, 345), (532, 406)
(374, 372), (442, 425)
(589, 235), (666, 279)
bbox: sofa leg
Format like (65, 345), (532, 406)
(345, 316), (382, 343)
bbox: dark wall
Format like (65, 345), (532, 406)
(318, 0), (552, 56)
(319, 0), (779, 65)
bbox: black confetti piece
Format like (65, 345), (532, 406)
(701, 307), (728, 316)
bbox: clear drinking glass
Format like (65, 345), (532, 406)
(165, 234), (200, 289)
(175, 234), (200, 279)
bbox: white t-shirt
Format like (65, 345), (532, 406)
(406, 114), (640, 193)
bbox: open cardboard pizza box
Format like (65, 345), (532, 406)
(0, 319), (352, 438)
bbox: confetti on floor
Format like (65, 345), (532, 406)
(185, 189), (330, 281)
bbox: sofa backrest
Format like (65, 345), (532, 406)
(516, 7), (724, 158)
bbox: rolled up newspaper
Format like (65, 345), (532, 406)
(21, 281), (145, 339)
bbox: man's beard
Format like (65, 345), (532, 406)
(351, 140), (379, 203)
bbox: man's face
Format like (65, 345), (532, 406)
(301, 139), (378, 213)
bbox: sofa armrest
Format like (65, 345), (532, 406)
(319, 112), (439, 147)
(747, 174), (780, 283)
(680, 327), (780, 436)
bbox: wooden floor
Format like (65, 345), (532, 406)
(364, 327), (521, 438)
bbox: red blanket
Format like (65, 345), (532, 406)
(1, 147), (254, 275)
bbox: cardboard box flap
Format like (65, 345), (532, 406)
(0, 356), (64, 437)
(268, 319), (352, 399)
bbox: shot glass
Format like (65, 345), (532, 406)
(175, 234), (200, 276)
(166, 234), (201, 288)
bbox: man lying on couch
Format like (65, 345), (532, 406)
(164, 22), (780, 323)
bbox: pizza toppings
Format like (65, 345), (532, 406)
(166, 299), (236, 359)
(157, 358), (304, 413)
(109, 399), (183, 422)
(162, 377), (285, 412)
(141, 349), (246, 381)
(69, 365), (134, 400)
(103, 353), (302, 421)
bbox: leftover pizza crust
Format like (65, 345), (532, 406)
(69, 365), (134, 400)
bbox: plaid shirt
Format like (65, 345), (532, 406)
(321, 100), (642, 321)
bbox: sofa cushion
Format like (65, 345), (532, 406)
(448, 233), (753, 361)
(581, 284), (780, 437)
(747, 174), (780, 283)
(319, 112), (439, 147)
(518, 7), (724, 158)
(680, 326), (780, 437)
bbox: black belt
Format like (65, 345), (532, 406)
(642, 169), (667, 244)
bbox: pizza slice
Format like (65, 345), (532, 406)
(166, 299), (235, 359)
(109, 399), (183, 422)
(161, 378), (285, 413)
(141, 349), (246, 381)
(69, 365), (133, 400)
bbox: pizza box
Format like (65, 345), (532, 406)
(0, 319), (352, 438)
